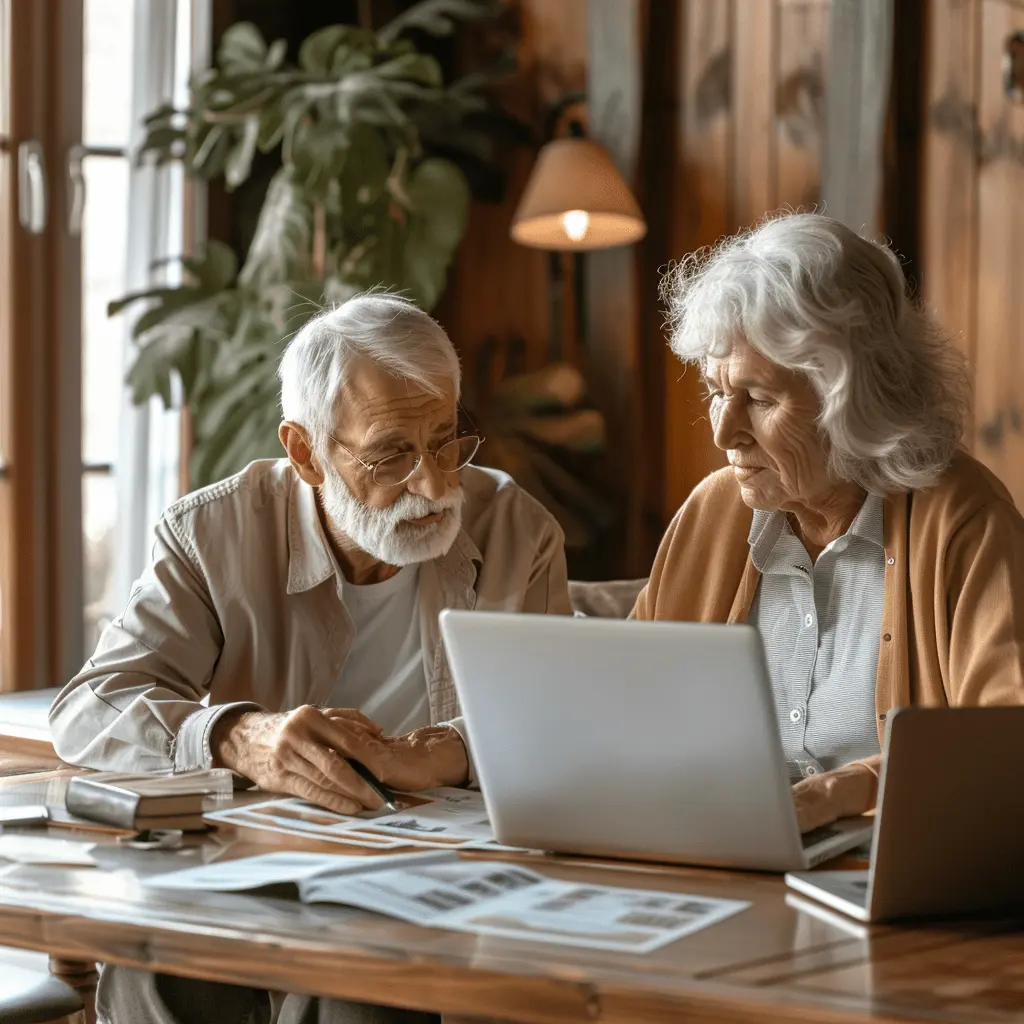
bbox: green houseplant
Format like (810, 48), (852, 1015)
(111, 0), (516, 486)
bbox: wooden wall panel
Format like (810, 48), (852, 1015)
(776, 0), (830, 212)
(662, 0), (831, 521)
(921, 0), (980, 430)
(436, 0), (587, 388)
(973, 0), (1024, 507)
(663, 0), (732, 520)
(733, 0), (779, 228)
(585, 0), (647, 574)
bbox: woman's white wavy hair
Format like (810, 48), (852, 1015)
(661, 212), (970, 494)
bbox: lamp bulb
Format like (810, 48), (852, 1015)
(562, 209), (590, 243)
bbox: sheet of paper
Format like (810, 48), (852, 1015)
(205, 788), (514, 851)
(302, 860), (750, 953)
(347, 788), (497, 846)
(143, 850), (457, 893)
(445, 876), (750, 953)
(0, 834), (97, 866)
(204, 801), (407, 848)
(300, 859), (545, 923)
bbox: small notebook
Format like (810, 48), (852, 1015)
(64, 769), (232, 831)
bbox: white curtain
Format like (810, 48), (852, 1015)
(113, 0), (210, 606)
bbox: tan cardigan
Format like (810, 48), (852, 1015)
(633, 451), (1024, 777)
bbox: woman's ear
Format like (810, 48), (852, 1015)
(279, 421), (325, 486)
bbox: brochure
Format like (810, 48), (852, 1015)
(145, 850), (749, 954)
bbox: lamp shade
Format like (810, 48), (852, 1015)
(510, 138), (647, 251)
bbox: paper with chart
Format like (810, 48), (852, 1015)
(204, 787), (515, 850)
(146, 853), (749, 954)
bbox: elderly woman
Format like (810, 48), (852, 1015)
(634, 212), (1024, 833)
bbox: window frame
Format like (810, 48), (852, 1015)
(1, 0), (85, 691)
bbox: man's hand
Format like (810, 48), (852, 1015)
(792, 763), (878, 832)
(323, 715), (469, 792)
(211, 705), (392, 815)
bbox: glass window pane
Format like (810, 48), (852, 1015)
(82, 155), (129, 465)
(84, 472), (117, 653)
(83, 0), (135, 148)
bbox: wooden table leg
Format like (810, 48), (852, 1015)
(48, 957), (98, 1024)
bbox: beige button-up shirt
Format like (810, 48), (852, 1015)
(50, 460), (571, 772)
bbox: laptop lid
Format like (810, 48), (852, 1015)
(440, 611), (822, 872)
(868, 706), (1024, 920)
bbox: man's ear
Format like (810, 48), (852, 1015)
(280, 421), (325, 486)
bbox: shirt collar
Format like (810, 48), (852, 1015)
(286, 473), (483, 595)
(746, 491), (885, 573)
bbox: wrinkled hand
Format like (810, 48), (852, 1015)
(792, 763), (878, 832)
(211, 705), (392, 815)
(323, 715), (469, 792)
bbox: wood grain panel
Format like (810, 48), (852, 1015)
(662, 0), (733, 520)
(435, 0), (587, 382)
(585, 0), (646, 575)
(973, 0), (1024, 506)
(775, 0), (830, 211)
(920, 0), (980, 442)
(1, 841), (1023, 1024)
(733, 0), (779, 229)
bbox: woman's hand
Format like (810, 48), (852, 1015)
(792, 763), (878, 832)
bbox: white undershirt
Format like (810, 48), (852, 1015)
(329, 565), (430, 736)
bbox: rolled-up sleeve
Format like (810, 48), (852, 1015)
(49, 517), (259, 771)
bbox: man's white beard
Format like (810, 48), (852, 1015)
(319, 465), (464, 567)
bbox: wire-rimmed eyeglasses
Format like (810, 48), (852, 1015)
(328, 433), (484, 486)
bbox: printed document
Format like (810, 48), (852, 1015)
(204, 788), (512, 850)
(146, 852), (748, 954)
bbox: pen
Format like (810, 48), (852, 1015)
(345, 758), (399, 813)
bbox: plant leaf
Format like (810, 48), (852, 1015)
(238, 170), (313, 288)
(108, 286), (203, 317)
(224, 115), (260, 189)
(400, 158), (470, 310)
(218, 23), (268, 74)
(188, 240), (239, 291)
(374, 53), (443, 88)
(299, 25), (375, 75)
(377, 0), (499, 47)
(339, 124), (390, 207)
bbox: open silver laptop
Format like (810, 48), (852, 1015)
(439, 611), (873, 872)
(786, 706), (1024, 922)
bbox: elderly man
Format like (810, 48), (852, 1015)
(50, 291), (570, 1024)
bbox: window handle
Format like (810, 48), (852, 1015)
(67, 144), (86, 238)
(17, 141), (47, 235)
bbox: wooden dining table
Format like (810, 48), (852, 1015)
(0, 768), (1023, 1024)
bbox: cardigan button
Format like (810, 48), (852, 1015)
(883, 632), (892, 642)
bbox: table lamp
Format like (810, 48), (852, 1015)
(510, 134), (646, 361)
(510, 137), (647, 251)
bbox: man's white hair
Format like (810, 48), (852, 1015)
(279, 291), (461, 454)
(661, 212), (970, 494)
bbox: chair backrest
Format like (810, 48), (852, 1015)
(568, 578), (647, 619)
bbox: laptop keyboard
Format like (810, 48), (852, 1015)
(801, 825), (843, 848)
